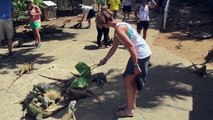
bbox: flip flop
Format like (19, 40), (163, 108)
(115, 110), (134, 118)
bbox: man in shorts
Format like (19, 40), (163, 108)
(122, 0), (133, 21)
(79, 4), (96, 28)
(108, 0), (120, 19)
(0, 0), (14, 56)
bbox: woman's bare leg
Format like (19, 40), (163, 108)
(33, 28), (41, 44)
(143, 29), (147, 40)
(123, 74), (138, 113)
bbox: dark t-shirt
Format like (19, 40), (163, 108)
(135, 0), (142, 4)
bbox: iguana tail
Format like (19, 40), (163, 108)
(190, 60), (198, 71)
(5, 75), (22, 94)
(42, 103), (69, 118)
(86, 90), (102, 103)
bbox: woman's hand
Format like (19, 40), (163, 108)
(134, 66), (141, 75)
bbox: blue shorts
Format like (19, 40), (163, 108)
(123, 5), (132, 13)
(122, 56), (150, 80)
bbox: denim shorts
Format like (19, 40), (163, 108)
(122, 56), (150, 79)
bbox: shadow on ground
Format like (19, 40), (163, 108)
(15, 29), (77, 43)
(71, 63), (213, 120)
(0, 48), (55, 73)
(84, 45), (99, 50)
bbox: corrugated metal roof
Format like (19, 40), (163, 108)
(43, 1), (57, 6)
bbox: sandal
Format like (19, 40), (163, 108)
(115, 110), (134, 118)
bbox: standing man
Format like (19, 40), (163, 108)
(122, 0), (134, 22)
(0, 0), (14, 56)
(108, 0), (121, 19)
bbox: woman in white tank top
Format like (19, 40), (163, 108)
(135, 0), (156, 39)
(96, 7), (151, 117)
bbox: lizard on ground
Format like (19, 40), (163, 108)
(65, 88), (102, 103)
(62, 100), (77, 120)
(6, 63), (34, 93)
(41, 89), (62, 109)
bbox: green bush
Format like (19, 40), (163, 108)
(12, 0), (46, 21)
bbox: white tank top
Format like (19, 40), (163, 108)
(138, 4), (149, 21)
(115, 22), (152, 59)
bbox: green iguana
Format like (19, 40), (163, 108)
(70, 22), (82, 29)
(91, 72), (107, 87)
(41, 89), (62, 109)
(62, 100), (77, 120)
(6, 63), (34, 93)
(33, 83), (55, 94)
(23, 101), (68, 120)
(66, 88), (102, 103)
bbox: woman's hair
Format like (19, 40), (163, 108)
(95, 6), (113, 28)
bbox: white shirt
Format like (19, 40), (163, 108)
(138, 4), (150, 21)
(81, 5), (93, 16)
(115, 22), (152, 59)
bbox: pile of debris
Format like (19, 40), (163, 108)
(19, 62), (107, 119)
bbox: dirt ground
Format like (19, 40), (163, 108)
(153, 0), (213, 66)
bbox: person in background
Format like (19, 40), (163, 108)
(95, 7), (110, 49)
(26, 0), (42, 48)
(108, 0), (121, 19)
(96, 7), (151, 117)
(122, 0), (134, 22)
(135, 0), (156, 40)
(0, 0), (14, 56)
(79, 4), (96, 28)
(96, 0), (105, 12)
(133, 0), (142, 19)
(148, 0), (157, 7)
